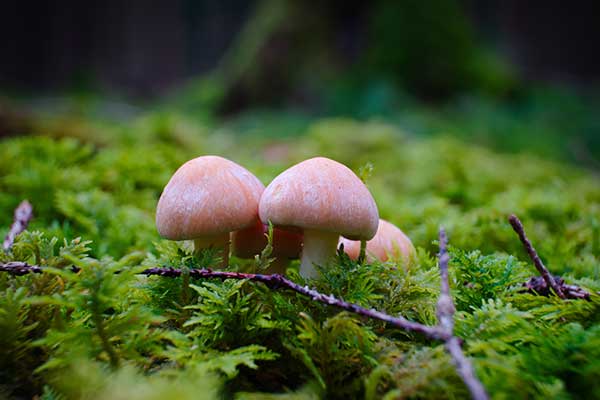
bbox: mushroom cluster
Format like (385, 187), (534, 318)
(156, 155), (414, 278)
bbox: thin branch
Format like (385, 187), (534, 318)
(0, 261), (43, 275)
(445, 337), (489, 400)
(0, 261), (443, 338)
(2, 200), (33, 252)
(522, 275), (591, 301)
(436, 228), (454, 334)
(0, 261), (447, 340)
(508, 214), (566, 299)
(436, 228), (489, 400)
(142, 266), (448, 340)
(562, 283), (593, 300)
(0, 264), (450, 341)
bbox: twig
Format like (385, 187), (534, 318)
(2, 261), (449, 341)
(2, 200), (33, 252)
(445, 337), (488, 399)
(436, 228), (454, 334)
(0, 262), (444, 338)
(0, 261), (44, 275)
(509, 215), (591, 300)
(141, 266), (448, 340)
(508, 214), (566, 299)
(522, 276), (591, 300)
(436, 228), (489, 400)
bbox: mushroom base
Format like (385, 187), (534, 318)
(299, 229), (340, 279)
(194, 233), (231, 268)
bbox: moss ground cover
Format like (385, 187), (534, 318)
(1, 109), (599, 399)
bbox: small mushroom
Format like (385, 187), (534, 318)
(259, 157), (379, 278)
(231, 219), (303, 274)
(156, 155), (264, 268)
(339, 219), (415, 265)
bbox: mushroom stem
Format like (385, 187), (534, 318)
(193, 233), (231, 268)
(299, 229), (339, 279)
(358, 240), (367, 264)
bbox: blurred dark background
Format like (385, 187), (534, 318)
(1, 0), (600, 165)
(2, 1), (599, 101)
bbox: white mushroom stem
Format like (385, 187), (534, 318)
(299, 229), (340, 279)
(194, 233), (231, 268)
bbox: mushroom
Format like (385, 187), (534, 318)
(231, 219), (303, 274)
(339, 219), (415, 265)
(156, 155), (264, 268)
(259, 157), (379, 278)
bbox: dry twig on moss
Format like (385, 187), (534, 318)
(436, 228), (489, 400)
(141, 266), (448, 340)
(2, 200), (33, 252)
(0, 261), (43, 275)
(509, 214), (591, 300)
(508, 214), (565, 298)
(522, 276), (591, 300)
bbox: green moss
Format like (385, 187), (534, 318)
(1, 111), (599, 399)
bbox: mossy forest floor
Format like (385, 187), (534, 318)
(1, 102), (600, 399)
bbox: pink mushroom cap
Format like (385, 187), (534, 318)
(339, 219), (415, 263)
(156, 155), (264, 240)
